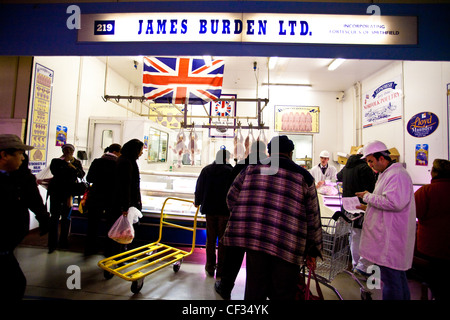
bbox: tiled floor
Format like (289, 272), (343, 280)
(15, 241), (427, 301)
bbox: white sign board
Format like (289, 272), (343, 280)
(78, 12), (417, 45)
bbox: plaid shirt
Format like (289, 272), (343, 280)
(223, 155), (322, 265)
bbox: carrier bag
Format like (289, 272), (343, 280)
(108, 214), (135, 244)
(296, 264), (324, 300)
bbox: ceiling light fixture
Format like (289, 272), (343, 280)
(328, 58), (345, 71)
(262, 83), (312, 88)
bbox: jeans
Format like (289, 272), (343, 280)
(379, 265), (411, 300)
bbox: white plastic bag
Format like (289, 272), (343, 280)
(127, 206), (143, 225)
(108, 215), (134, 244)
(35, 165), (53, 189)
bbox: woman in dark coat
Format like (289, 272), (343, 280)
(85, 143), (121, 256)
(107, 139), (143, 256)
(48, 144), (85, 253)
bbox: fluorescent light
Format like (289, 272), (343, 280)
(328, 58), (345, 71)
(262, 83), (312, 88)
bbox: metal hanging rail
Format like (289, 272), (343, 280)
(101, 95), (270, 130)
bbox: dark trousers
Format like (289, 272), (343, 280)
(205, 215), (229, 275)
(48, 196), (72, 250)
(220, 245), (246, 293)
(412, 253), (450, 300)
(245, 249), (300, 300)
(0, 252), (26, 300)
(85, 204), (111, 255)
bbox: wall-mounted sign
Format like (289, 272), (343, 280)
(78, 12), (417, 45)
(209, 94), (237, 138)
(415, 144), (429, 166)
(274, 105), (320, 133)
(28, 63), (53, 174)
(363, 76), (403, 128)
(407, 112), (439, 137)
(55, 125), (67, 146)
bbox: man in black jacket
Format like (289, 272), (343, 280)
(337, 150), (376, 276)
(195, 149), (233, 278)
(0, 134), (49, 300)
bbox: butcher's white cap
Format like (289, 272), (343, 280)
(319, 150), (330, 158)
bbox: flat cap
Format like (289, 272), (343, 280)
(0, 134), (33, 151)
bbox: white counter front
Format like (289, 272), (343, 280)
(318, 194), (342, 218)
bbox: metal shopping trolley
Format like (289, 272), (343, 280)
(312, 182), (373, 300)
(98, 197), (200, 294)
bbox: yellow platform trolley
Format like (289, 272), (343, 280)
(98, 197), (200, 294)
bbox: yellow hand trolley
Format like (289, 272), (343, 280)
(98, 197), (200, 294)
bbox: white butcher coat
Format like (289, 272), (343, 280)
(360, 162), (416, 271)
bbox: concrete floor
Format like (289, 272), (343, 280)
(15, 244), (427, 301)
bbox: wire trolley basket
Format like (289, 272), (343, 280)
(311, 182), (373, 300)
(316, 216), (352, 283)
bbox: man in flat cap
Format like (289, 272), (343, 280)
(223, 135), (322, 300)
(0, 134), (50, 299)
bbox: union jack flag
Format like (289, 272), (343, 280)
(143, 57), (225, 105)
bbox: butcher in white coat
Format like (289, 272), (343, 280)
(356, 140), (416, 300)
(309, 150), (337, 187)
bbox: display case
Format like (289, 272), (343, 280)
(140, 170), (200, 218)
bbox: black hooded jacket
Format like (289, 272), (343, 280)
(195, 161), (233, 216)
(337, 154), (376, 202)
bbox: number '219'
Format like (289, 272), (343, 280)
(96, 23), (113, 32)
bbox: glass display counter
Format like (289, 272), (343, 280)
(140, 170), (201, 219)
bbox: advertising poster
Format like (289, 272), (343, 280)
(28, 63), (54, 174)
(209, 94), (237, 138)
(55, 125), (67, 146)
(406, 112), (439, 138)
(274, 105), (319, 133)
(415, 144), (429, 166)
(363, 76), (403, 128)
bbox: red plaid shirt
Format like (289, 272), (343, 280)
(223, 155), (323, 265)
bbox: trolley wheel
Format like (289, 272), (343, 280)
(131, 278), (144, 294)
(360, 289), (372, 300)
(104, 270), (114, 280)
(173, 259), (182, 273)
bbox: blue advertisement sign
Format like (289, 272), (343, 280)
(406, 112), (439, 138)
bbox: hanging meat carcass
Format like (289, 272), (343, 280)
(188, 128), (200, 166)
(244, 126), (256, 158)
(171, 127), (188, 168)
(233, 127), (245, 162)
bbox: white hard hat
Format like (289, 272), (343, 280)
(319, 150), (330, 158)
(361, 140), (388, 159)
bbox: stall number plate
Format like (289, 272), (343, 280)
(94, 20), (115, 35)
